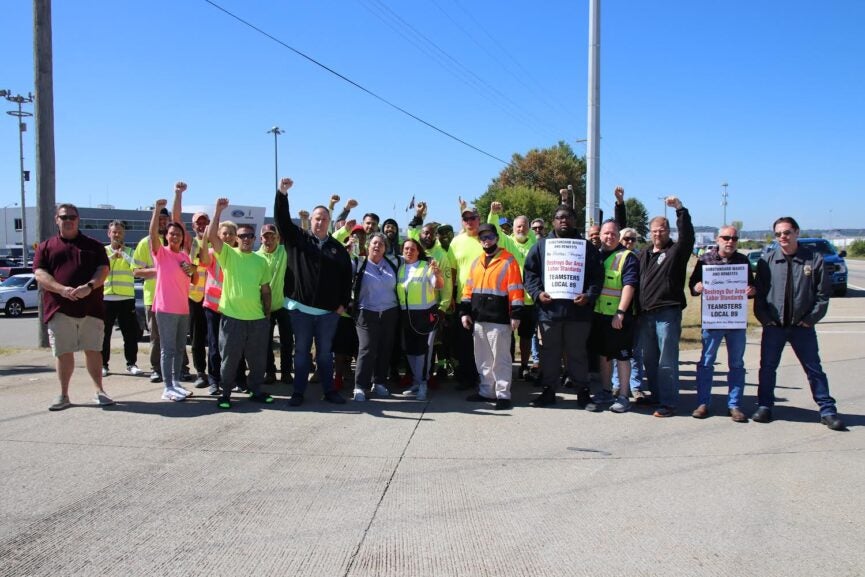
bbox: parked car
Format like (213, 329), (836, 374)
(0, 266), (32, 281)
(746, 250), (762, 273)
(135, 281), (149, 340)
(0, 273), (39, 316)
(764, 238), (848, 297)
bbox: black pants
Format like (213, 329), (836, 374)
(355, 307), (399, 391)
(454, 318), (479, 386)
(185, 298), (207, 376)
(102, 299), (140, 369)
(266, 307), (294, 376)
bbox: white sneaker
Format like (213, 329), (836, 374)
(372, 384), (390, 397)
(352, 388), (367, 402)
(126, 365), (144, 376)
(161, 388), (186, 402)
(101, 367), (109, 377)
(93, 391), (115, 406)
(171, 383), (192, 397)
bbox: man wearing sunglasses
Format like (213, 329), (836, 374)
(753, 217), (844, 430)
(688, 226), (754, 422)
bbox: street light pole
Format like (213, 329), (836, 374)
(2, 90), (34, 264)
(721, 181), (729, 228)
(266, 126), (284, 191)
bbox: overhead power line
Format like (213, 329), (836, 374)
(202, 0), (510, 166)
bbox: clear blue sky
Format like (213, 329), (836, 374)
(2, 0), (863, 231)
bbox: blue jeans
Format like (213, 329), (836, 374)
(640, 306), (682, 408)
(696, 328), (746, 408)
(757, 325), (837, 416)
(289, 309), (340, 395)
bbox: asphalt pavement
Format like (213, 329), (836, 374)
(1, 291), (863, 577)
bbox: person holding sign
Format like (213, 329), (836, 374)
(524, 205), (603, 408)
(638, 196), (695, 417)
(688, 227), (754, 421)
(753, 217), (845, 431)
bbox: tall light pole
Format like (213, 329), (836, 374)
(266, 126), (284, 191)
(721, 181), (729, 227)
(584, 0), (601, 232)
(2, 90), (34, 264)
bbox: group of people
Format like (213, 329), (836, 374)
(33, 179), (845, 430)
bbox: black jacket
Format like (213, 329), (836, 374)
(274, 192), (352, 312)
(638, 207), (695, 312)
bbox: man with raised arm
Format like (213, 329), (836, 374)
(206, 198), (274, 410)
(274, 177), (353, 407)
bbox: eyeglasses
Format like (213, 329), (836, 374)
(237, 233), (255, 240)
(553, 214), (571, 221)
(58, 214), (79, 221)
(774, 229), (794, 238)
(479, 234), (497, 242)
(622, 237), (637, 242)
(718, 235), (739, 242)
(531, 226), (544, 231)
(462, 215), (479, 222)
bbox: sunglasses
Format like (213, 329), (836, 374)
(237, 233), (255, 240)
(479, 234), (497, 242)
(58, 214), (79, 221)
(718, 235), (739, 242)
(622, 236), (637, 242)
(531, 226), (544, 231)
(774, 229), (794, 238)
(462, 215), (479, 222)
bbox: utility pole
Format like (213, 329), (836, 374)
(1, 90), (33, 265)
(34, 0), (56, 348)
(721, 181), (729, 227)
(266, 126), (284, 191)
(584, 0), (601, 232)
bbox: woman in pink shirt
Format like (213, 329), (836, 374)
(150, 199), (198, 401)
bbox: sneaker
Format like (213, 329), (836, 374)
(610, 396), (631, 413)
(248, 392), (274, 404)
(93, 391), (115, 406)
(323, 390), (346, 404)
(653, 406), (675, 418)
(584, 400), (602, 412)
(101, 367), (109, 378)
(352, 388), (367, 402)
(181, 372), (195, 382)
(519, 367), (530, 381)
(372, 384), (390, 397)
(161, 388), (186, 402)
(172, 383), (193, 397)
(193, 374), (208, 388)
(494, 398), (512, 410)
(49, 394), (71, 411)
(593, 389), (615, 405)
(531, 387), (557, 407)
(126, 365), (145, 376)
(207, 383), (220, 396)
(288, 392), (305, 407)
(149, 372), (163, 384)
(217, 397), (231, 410)
(403, 383), (420, 395)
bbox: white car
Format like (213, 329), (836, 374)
(0, 273), (39, 317)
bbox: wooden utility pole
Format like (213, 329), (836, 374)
(34, 0), (56, 347)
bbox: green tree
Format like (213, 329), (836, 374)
(730, 220), (744, 232)
(483, 141), (586, 221)
(474, 185), (562, 224)
(624, 198), (649, 240)
(848, 239), (865, 257)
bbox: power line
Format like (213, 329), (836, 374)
(202, 0), (510, 166)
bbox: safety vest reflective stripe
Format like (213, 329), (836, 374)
(203, 260), (224, 311)
(397, 261), (438, 310)
(463, 250), (524, 311)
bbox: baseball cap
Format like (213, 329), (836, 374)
(477, 223), (498, 237)
(499, 217), (511, 226)
(260, 223), (277, 235)
(461, 206), (479, 218)
(192, 211), (209, 223)
(159, 207), (171, 217)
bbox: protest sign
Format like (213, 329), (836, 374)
(701, 264), (749, 329)
(544, 239), (586, 299)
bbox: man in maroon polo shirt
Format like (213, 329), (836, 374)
(34, 203), (114, 410)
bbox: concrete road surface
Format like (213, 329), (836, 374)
(0, 294), (863, 576)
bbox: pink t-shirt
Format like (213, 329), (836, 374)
(153, 245), (192, 314)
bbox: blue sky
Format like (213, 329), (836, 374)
(2, 0), (863, 231)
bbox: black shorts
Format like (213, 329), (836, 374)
(589, 312), (635, 360)
(517, 305), (537, 339)
(332, 315), (359, 355)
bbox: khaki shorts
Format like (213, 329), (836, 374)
(47, 313), (104, 357)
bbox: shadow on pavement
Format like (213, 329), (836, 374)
(0, 364), (53, 377)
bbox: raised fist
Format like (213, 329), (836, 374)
(175, 181), (187, 194)
(344, 219), (357, 231)
(279, 177), (294, 194)
(346, 199), (359, 210)
(298, 209), (310, 219)
(216, 198), (230, 211)
(154, 199), (168, 209)
(614, 186), (624, 203)
(458, 196), (467, 211)
(490, 201), (503, 214)
(330, 194), (341, 205)
(665, 196), (682, 209)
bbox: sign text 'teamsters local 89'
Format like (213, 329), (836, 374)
(543, 238), (586, 299)
(701, 264), (749, 329)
